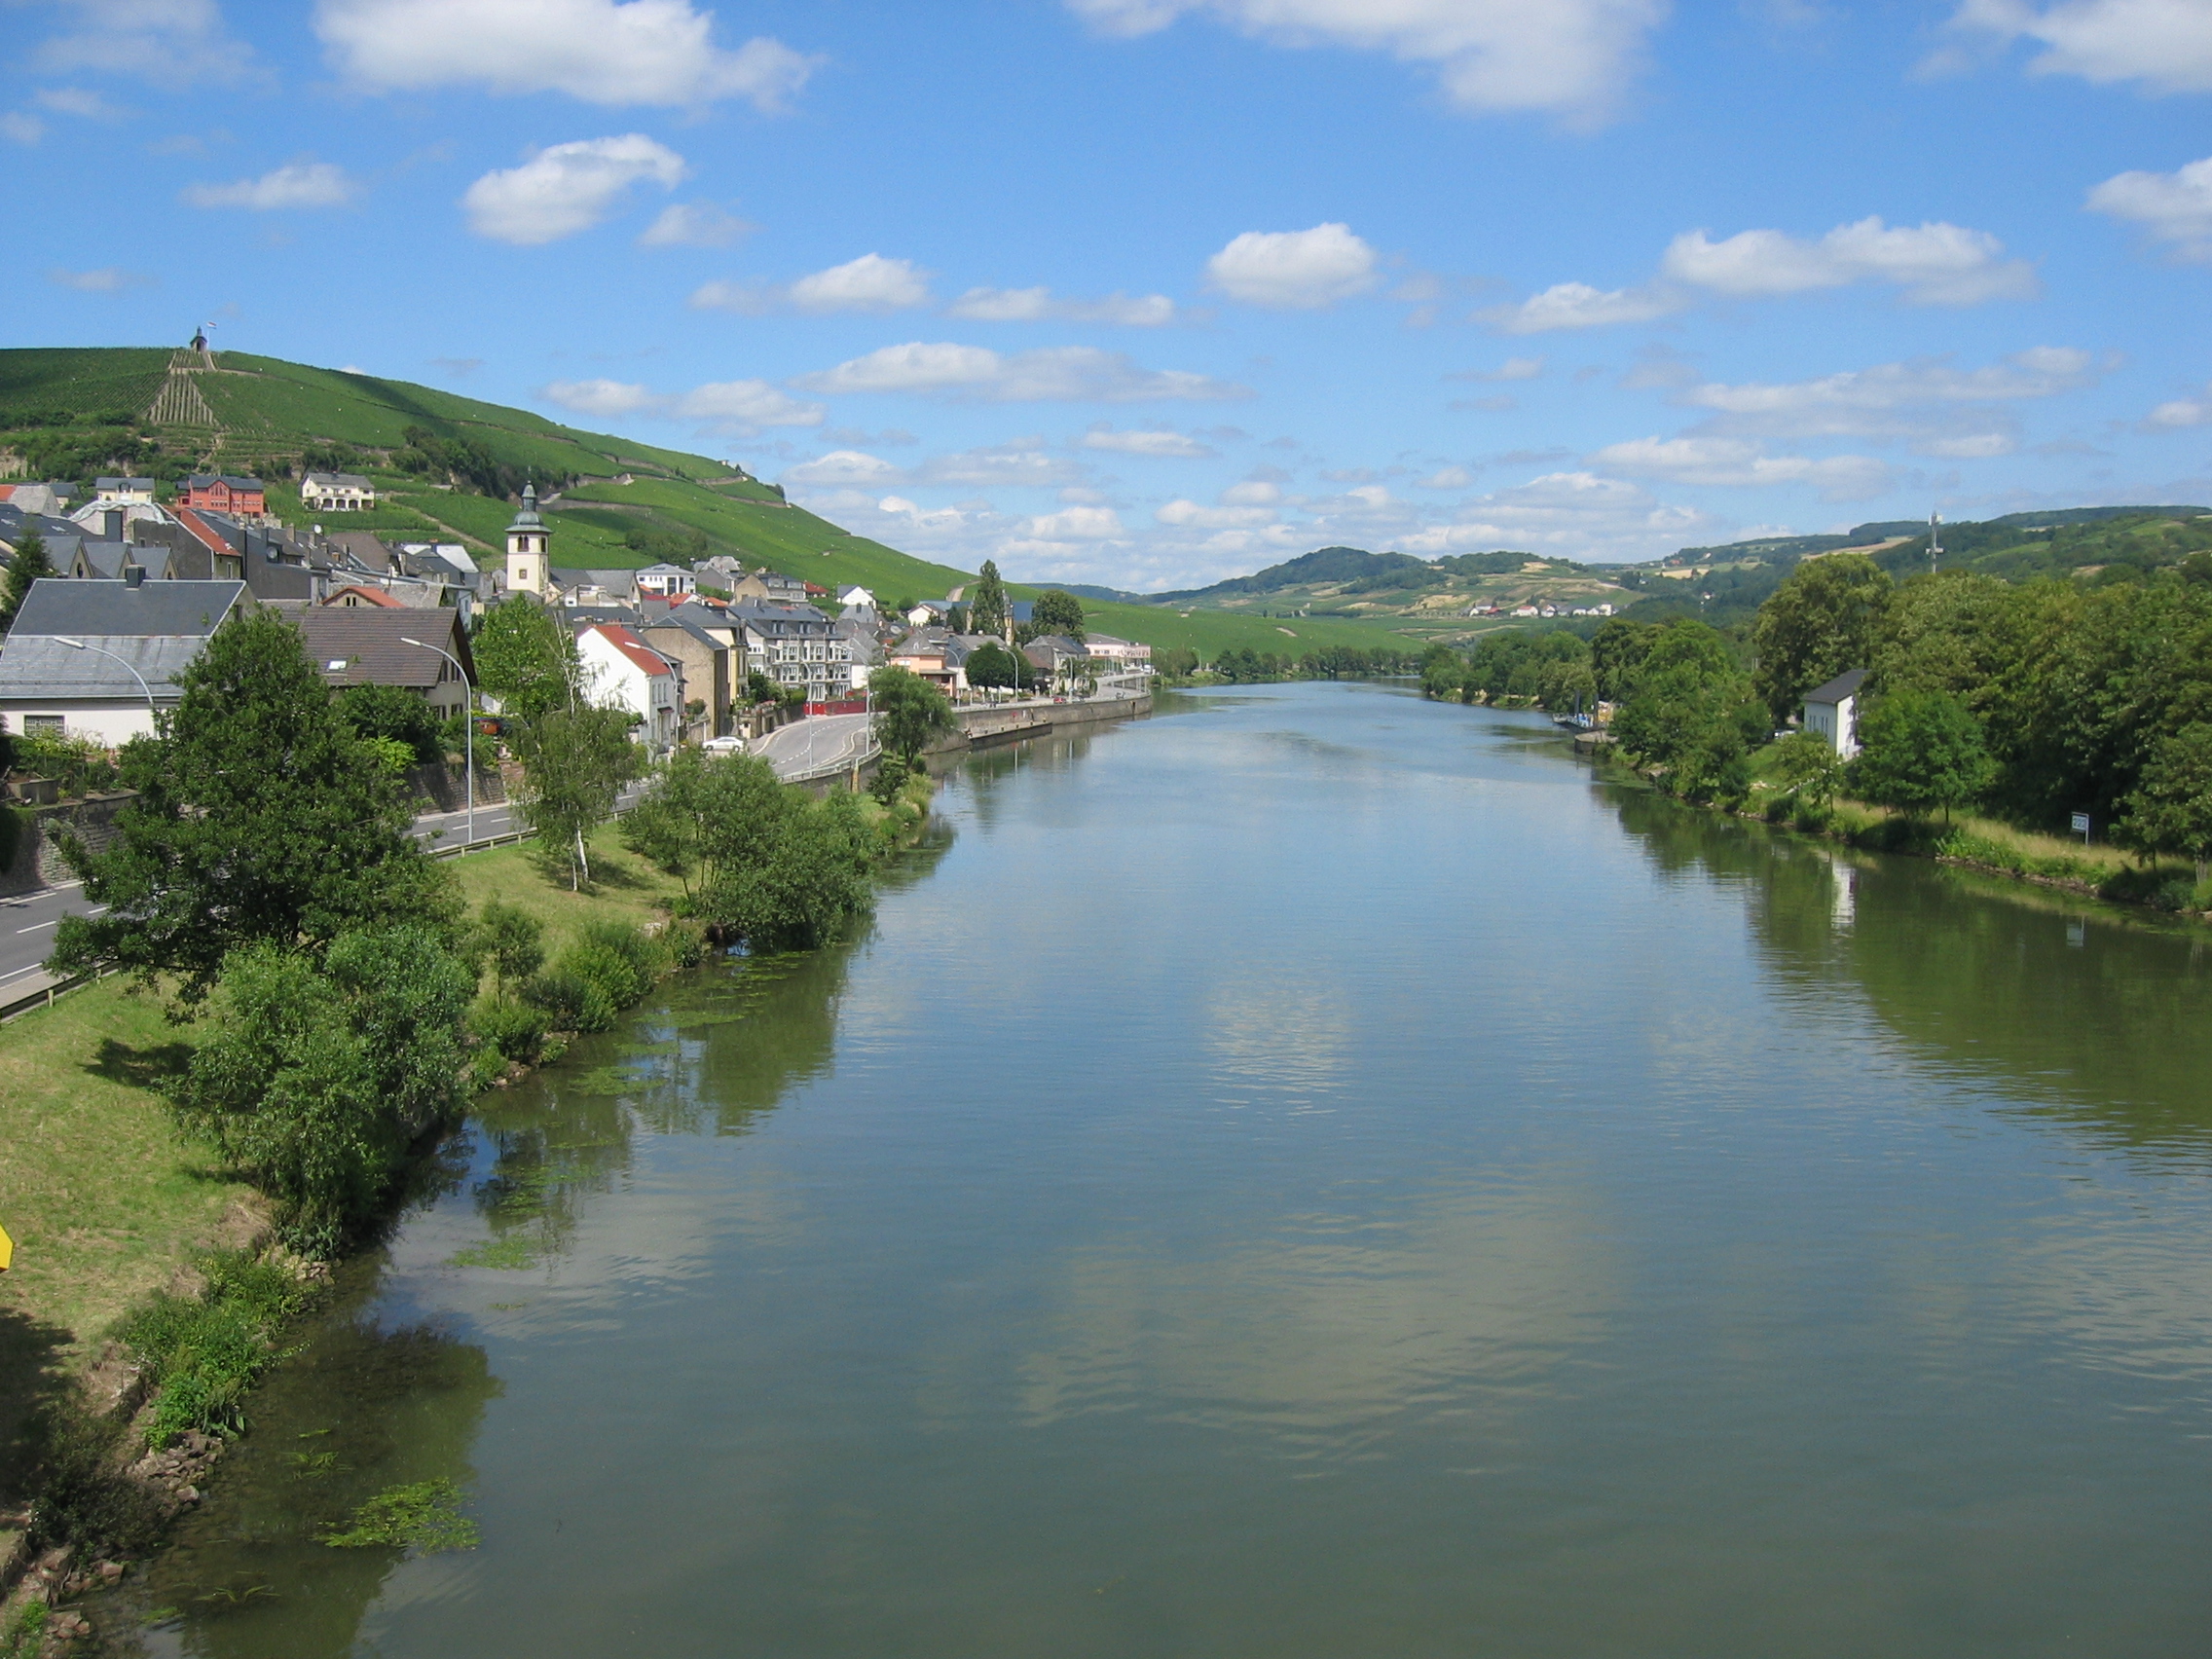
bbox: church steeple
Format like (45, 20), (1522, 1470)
(505, 481), (550, 598)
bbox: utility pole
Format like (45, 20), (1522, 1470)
(1930, 511), (1943, 576)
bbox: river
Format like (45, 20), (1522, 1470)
(117, 682), (2212, 1657)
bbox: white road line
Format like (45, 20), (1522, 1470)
(17, 920), (57, 934)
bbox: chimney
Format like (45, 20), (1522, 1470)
(103, 508), (124, 540)
(124, 564), (146, 588)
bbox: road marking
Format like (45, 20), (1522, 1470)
(16, 920), (58, 934)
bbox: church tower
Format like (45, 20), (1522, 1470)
(505, 482), (550, 598)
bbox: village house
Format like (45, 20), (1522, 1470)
(1803, 669), (1868, 759)
(889, 627), (974, 697)
(635, 563), (696, 599)
(0, 575), (246, 746)
(294, 606), (476, 721)
(91, 477), (157, 507)
(731, 600), (852, 704)
(179, 474), (267, 517)
(302, 471), (378, 512)
(575, 622), (683, 752)
(639, 602), (745, 742)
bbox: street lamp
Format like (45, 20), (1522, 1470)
(402, 636), (475, 845)
(53, 637), (158, 735)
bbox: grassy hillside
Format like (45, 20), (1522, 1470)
(0, 345), (1423, 657)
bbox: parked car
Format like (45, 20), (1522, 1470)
(702, 735), (748, 754)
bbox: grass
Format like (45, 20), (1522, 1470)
(448, 823), (689, 964)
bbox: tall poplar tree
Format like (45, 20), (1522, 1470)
(970, 560), (1010, 641)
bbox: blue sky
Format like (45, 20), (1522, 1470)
(9, 0), (2212, 588)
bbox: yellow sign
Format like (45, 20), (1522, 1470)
(0, 1224), (12, 1272)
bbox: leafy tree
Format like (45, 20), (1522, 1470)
(1751, 553), (1892, 723)
(745, 668), (782, 705)
(870, 665), (955, 761)
(1771, 730), (1843, 806)
(619, 748), (710, 893)
(1029, 589), (1085, 641)
(51, 608), (454, 1002)
(0, 529), (55, 636)
(468, 898), (545, 991)
(696, 786), (875, 950)
(339, 682), (444, 763)
(966, 641), (1031, 691)
(1849, 689), (1994, 822)
(472, 597), (577, 719)
(506, 705), (643, 889)
(1590, 617), (1655, 701)
(166, 928), (472, 1255)
(2117, 721), (2212, 882)
(1611, 621), (1764, 801)
(969, 560), (1010, 640)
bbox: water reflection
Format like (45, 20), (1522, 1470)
(1608, 786), (2212, 1156)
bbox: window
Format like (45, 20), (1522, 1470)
(24, 715), (64, 734)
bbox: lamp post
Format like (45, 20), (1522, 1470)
(53, 636), (158, 736)
(402, 636), (474, 845)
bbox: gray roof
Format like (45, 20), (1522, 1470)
(8, 576), (244, 638)
(0, 633), (209, 703)
(1804, 668), (1869, 706)
(303, 471), (373, 490)
(293, 608), (474, 690)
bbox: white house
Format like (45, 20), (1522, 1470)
(635, 562), (696, 598)
(1803, 668), (1868, 759)
(0, 575), (246, 747)
(1085, 633), (1152, 668)
(92, 477), (157, 506)
(303, 472), (378, 512)
(838, 584), (875, 610)
(575, 621), (683, 752)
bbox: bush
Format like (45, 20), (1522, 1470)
(560, 920), (663, 1009)
(469, 995), (548, 1064)
(10, 728), (119, 796)
(23, 1403), (167, 1558)
(468, 899), (545, 990)
(520, 968), (616, 1034)
(868, 755), (912, 805)
(166, 929), (472, 1256)
(117, 1254), (311, 1447)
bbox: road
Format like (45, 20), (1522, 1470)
(752, 713), (876, 780)
(0, 884), (106, 996)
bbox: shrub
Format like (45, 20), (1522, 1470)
(23, 1403), (167, 1558)
(468, 899), (545, 991)
(520, 968), (615, 1034)
(117, 1254), (310, 1447)
(559, 920), (663, 1010)
(868, 755), (912, 805)
(469, 995), (548, 1064)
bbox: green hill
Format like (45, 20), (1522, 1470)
(0, 345), (1423, 657)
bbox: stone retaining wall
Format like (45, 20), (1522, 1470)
(0, 793), (135, 895)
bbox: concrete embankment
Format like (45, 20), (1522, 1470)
(928, 694), (1153, 756)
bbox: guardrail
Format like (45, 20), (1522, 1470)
(426, 829), (536, 860)
(0, 966), (113, 1024)
(778, 732), (881, 785)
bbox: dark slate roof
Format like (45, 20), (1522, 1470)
(8, 576), (244, 637)
(1804, 668), (1869, 705)
(0, 634), (209, 702)
(293, 608), (475, 690)
(641, 610), (733, 650)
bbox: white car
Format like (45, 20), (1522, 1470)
(702, 735), (748, 754)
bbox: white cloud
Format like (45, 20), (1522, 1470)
(1020, 505), (1125, 540)
(1156, 495), (1278, 529)
(1080, 425), (1216, 457)
(462, 134), (683, 244)
(785, 449), (905, 486)
(1221, 479), (1280, 505)
(2087, 154), (2212, 261)
(1067, 0), (1667, 126)
(2142, 387), (2212, 428)
(34, 87), (118, 118)
(1481, 281), (1680, 334)
(1, 113), (45, 144)
(1452, 355), (1547, 382)
(1205, 222), (1380, 308)
(946, 286), (1180, 325)
(1662, 216), (2037, 305)
(792, 343), (1250, 402)
(46, 266), (155, 292)
(690, 253), (934, 315)
(637, 201), (752, 247)
(314, 0), (818, 109)
(1394, 470), (1721, 564)
(1588, 435), (1895, 498)
(538, 375), (823, 433)
(1944, 0), (2212, 93)
(34, 0), (252, 83)
(1419, 464), (1477, 489)
(182, 159), (356, 209)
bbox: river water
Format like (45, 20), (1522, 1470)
(122, 682), (2212, 1658)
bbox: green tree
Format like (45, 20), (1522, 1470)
(2117, 721), (2212, 882)
(50, 608), (454, 1002)
(745, 668), (782, 705)
(1029, 589), (1085, 641)
(1590, 616), (1655, 701)
(696, 787), (875, 950)
(472, 597), (577, 719)
(619, 748), (710, 894)
(969, 560), (1010, 640)
(1770, 730), (1843, 806)
(0, 529), (55, 636)
(870, 665), (955, 761)
(467, 898), (545, 991)
(338, 682), (445, 763)
(506, 706), (643, 889)
(1751, 553), (1892, 723)
(1849, 689), (1994, 822)
(966, 641), (1031, 691)
(166, 928), (472, 1255)
(1611, 622), (1764, 802)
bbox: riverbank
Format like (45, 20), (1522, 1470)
(1588, 739), (2210, 920)
(0, 764), (940, 1625)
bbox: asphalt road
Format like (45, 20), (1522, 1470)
(0, 884), (106, 993)
(752, 713), (876, 779)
